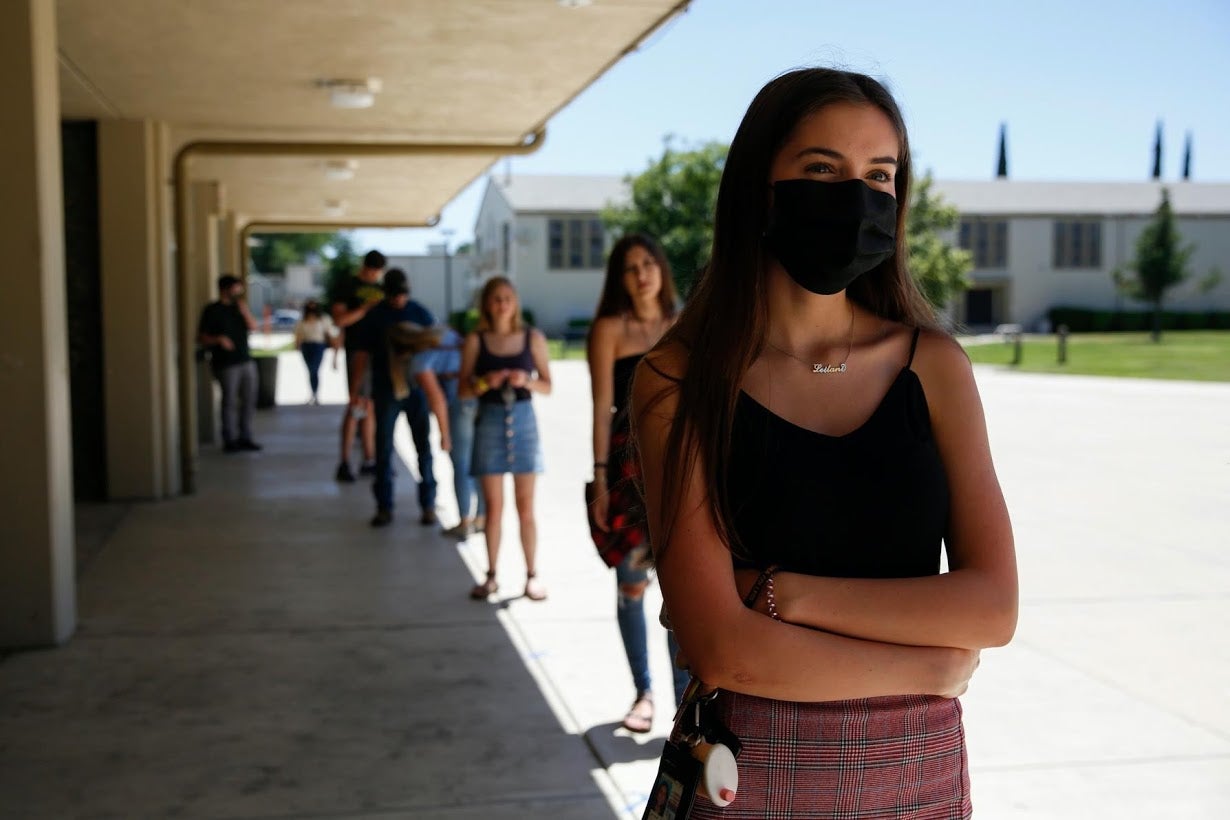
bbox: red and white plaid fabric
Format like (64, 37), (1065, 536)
(686, 692), (971, 819)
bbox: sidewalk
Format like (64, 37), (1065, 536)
(1, 352), (1227, 818)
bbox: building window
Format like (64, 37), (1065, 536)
(501, 222), (511, 273)
(958, 219), (1008, 268)
(547, 216), (605, 269)
(1053, 220), (1102, 268)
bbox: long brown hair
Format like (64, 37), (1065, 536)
(475, 276), (523, 333)
(641, 67), (938, 559)
(591, 233), (679, 326)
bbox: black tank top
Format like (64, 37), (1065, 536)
(611, 354), (641, 434)
(725, 329), (949, 578)
(476, 329), (534, 404)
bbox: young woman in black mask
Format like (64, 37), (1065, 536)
(634, 68), (1017, 817)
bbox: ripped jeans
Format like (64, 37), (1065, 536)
(616, 550), (690, 705)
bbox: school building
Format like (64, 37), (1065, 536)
(473, 173), (1230, 335)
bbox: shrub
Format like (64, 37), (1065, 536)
(1047, 305), (1229, 332)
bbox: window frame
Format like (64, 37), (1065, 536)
(1052, 218), (1103, 269)
(547, 215), (606, 270)
(958, 218), (1009, 269)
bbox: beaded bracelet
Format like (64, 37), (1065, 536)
(763, 572), (783, 621)
(742, 564), (779, 609)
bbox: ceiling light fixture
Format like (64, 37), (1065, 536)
(323, 199), (347, 218)
(323, 159), (359, 181)
(558, 0), (593, 7)
(316, 77), (382, 109)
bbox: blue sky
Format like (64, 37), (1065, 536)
(353, 0), (1230, 255)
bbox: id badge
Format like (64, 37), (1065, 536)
(642, 740), (701, 820)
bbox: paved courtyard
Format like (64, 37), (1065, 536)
(1, 350), (1227, 818)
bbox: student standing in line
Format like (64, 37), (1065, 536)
(420, 323), (486, 540)
(293, 299), (337, 405)
(634, 67), (1016, 817)
(459, 277), (552, 602)
(197, 273), (261, 453)
(349, 268), (444, 528)
(587, 234), (688, 733)
(331, 250), (386, 482)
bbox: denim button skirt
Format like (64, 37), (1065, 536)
(471, 399), (544, 476)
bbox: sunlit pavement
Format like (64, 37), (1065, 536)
(1, 351), (1227, 818)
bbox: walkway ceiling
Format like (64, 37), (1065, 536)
(56, 0), (689, 226)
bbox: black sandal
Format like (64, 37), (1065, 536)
(622, 691), (654, 734)
(470, 571), (498, 600)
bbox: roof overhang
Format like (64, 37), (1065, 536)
(58, 0), (691, 227)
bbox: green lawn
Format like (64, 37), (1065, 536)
(962, 331), (1230, 382)
(546, 338), (589, 360)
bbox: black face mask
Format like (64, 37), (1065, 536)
(764, 178), (898, 295)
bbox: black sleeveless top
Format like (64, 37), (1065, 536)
(475, 329), (534, 404)
(725, 330), (949, 578)
(612, 354), (642, 433)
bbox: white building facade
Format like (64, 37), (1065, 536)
(387, 245), (477, 324)
(939, 181), (1230, 329)
(473, 174), (1230, 335)
(473, 175), (628, 334)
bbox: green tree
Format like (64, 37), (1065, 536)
(322, 233), (358, 307)
(906, 171), (972, 311)
(601, 139), (727, 295)
(1120, 189), (1193, 341)
(248, 232), (337, 274)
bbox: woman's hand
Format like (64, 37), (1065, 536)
(507, 369), (530, 388)
(486, 369), (510, 388)
(934, 647), (981, 699)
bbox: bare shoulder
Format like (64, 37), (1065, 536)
(589, 315), (620, 345)
(910, 327), (982, 416)
(591, 314), (622, 333)
(632, 339), (689, 415)
(528, 327), (548, 344)
(913, 327), (970, 371)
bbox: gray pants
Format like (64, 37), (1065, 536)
(215, 360), (257, 444)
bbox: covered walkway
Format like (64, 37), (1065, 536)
(2, 360), (1229, 818)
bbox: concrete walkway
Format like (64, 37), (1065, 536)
(1, 352), (1228, 818)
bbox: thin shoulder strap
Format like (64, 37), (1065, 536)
(906, 327), (922, 369)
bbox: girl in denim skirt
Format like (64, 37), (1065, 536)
(459, 277), (552, 602)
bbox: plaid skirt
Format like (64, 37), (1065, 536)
(686, 692), (970, 819)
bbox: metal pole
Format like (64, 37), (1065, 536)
(441, 228), (455, 323)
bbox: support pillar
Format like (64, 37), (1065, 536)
(99, 120), (179, 499)
(0, 0), (77, 647)
(190, 182), (222, 446)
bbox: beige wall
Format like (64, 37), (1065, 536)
(0, 0), (76, 647)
